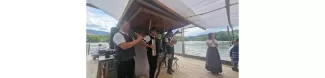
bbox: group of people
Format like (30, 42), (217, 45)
(90, 20), (239, 78)
(205, 33), (239, 74)
(111, 20), (177, 78)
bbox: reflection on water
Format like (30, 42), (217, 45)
(87, 41), (232, 61)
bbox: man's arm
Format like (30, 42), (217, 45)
(113, 33), (143, 50)
(118, 39), (142, 50)
(140, 35), (151, 48)
(140, 41), (150, 48)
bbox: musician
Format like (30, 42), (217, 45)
(165, 30), (177, 74)
(142, 27), (158, 78)
(113, 20), (144, 78)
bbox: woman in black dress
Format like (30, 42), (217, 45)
(205, 33), (222, 74)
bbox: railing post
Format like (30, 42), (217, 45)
(181, 28), (185, 55)
(87, 43), (91, 55)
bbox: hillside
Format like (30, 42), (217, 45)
(86, 29), (110, 42)
(175, 30), (239, 41)
(86, 29), (109, 36)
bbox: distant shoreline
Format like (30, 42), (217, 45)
(87, 41), (233, 43)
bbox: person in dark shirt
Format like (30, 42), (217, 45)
(165, 30), (177, 74)
(230, 38), (239, 72)
(142, 27), (159, 78)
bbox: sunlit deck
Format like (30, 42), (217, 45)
(87, 55), (238, 78)
(157, 55), (238, 78)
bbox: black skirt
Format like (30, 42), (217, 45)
(205, 47), (223, 73)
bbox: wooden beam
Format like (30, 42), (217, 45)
(153, 0), (206, 30)
(129, 8), (143, 22)
(142, 8), (181, 26)
(117, 0), (134, 28)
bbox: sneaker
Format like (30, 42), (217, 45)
(232, 67), (239, 72)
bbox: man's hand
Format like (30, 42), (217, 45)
(136, 33), (144, 40)
(149, 45), (156, 49)
(168, 42), (173, 46)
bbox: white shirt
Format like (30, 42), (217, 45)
(143, 34), (155, 43)
(113, 30), (130, 46)
(165, 37), (172, 42)
(143, 35), (151, 43)
(229, 45), (235, 52)
(206, 39), (218, 47)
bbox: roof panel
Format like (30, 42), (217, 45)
(87, 0), (239, 29)
(87, 0), (129, 21)
(230, 4), (239, 27)
(158, 0), (239, 28)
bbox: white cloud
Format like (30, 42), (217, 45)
(86, 6), (239, 34)
(87, 6), (117, 32)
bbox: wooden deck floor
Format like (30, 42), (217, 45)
(87, 55), (98, 78)
(157, 56), (238, 78)
(86, 55), (238, 78)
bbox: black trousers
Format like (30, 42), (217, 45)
(232, 57), (239, 68)
(167, 52), (174, 70)
(117, 59), (135, 78)
(167, 46), (174, 70)
(147, 50), (158, 78)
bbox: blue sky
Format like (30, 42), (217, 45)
(87, 6), (117, 32)
(86, 6), (238, 36)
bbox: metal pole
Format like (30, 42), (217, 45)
(225, 0), (235, 42)
(87, 43), (91, 55)
(181, 27), (185, 55)
(227, 26), (232, 46)
(149, 20), (152, 30)
(230, 26), (235, 41)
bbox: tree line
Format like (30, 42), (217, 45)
(86, 30), (238, 42)
(86, 34), (109, 42)
(175, 30), (239, 41)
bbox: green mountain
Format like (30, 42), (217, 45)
(87, 33), (110, 42)
(175, 30), (239, 41)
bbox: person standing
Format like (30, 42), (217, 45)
(230, 38), (239, 72)
(205, 33), (222, 74)
(142, 27), (158, 78)
(113, 20), (144, 78)
(165, 30), (176, 74)
(91, 44), (103, 60)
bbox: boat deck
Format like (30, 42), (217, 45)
(86, 55), (238, 78)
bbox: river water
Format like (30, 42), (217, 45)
(87, 41), (232, 61)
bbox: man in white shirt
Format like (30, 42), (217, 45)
(91, 44), (103, 60)
(113, 20), (145, 78)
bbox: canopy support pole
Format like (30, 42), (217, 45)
(181, 27), (185, 55)
(230, 26), (235, 41)
(225, 0), (235, 42)
(149, 19), (152, 30)
(227, 26), (232, 46)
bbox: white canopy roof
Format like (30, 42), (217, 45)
(87, 0), (238, 29)
(86, 0), (129, 21)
